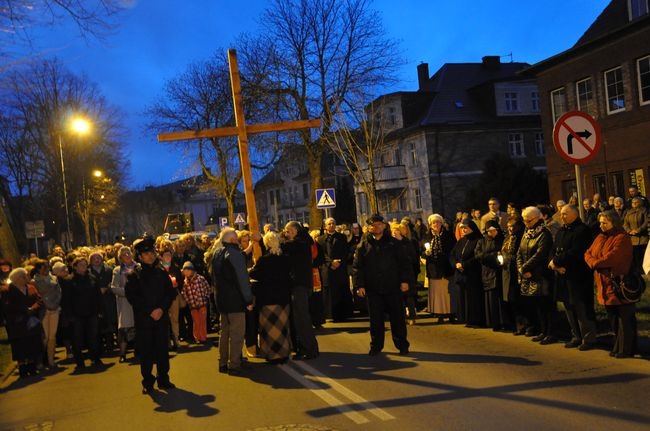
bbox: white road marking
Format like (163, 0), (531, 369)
(280, 364), (370, 424)
(292, 360), (396, 421)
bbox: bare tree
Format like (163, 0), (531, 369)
(147, 52), (281, 224)
(241, 0), (402, 228)
(0, 58), (126, 247)
(326, 96), (395, 215)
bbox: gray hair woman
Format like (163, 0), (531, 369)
(422, 213), (457, 323)
(1, 268), (44, 377)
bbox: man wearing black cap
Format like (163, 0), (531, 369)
(353, 214), (412, 356)
(125, 234), (177, 394)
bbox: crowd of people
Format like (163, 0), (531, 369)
(1, 185), (649, 393)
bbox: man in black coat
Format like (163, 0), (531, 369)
(353, 214), (412, 356)
(549, 205), (597, 350)
(281, 221), (319, 360)
(126, 235), (177, 394)
(319, 217), (353, 322)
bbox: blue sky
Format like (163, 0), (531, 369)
(16, 0), (611, 189)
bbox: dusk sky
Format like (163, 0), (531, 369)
(17, 0), (611, 189)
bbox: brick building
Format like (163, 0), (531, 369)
(524, 0), (650, 202)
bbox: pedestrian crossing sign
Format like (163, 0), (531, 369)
(316, 188), (336, 209)
(234, 213), (246, 224)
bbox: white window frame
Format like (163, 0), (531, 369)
(604, 66), (626, 114)
(504, 92), (519, 112)
(409, 142), (417, 166)
(628, 0), (649, 20)
(637, 55), (650, 106)
(508, 133), (525, 159)
(531, 91), (540, 112)
(534, 132), (545, 157)
(576, 77), (595, 114)
(550, 87), (566, 122)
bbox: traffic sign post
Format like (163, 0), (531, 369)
(316, 188), (336, 219)
(234, 212), (246, 226)
(552, 111), (602, 220)
(25, 220), (45, 256)
(219, 217), (229, 228)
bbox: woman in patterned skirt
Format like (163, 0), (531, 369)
(249, 231), (292, 364)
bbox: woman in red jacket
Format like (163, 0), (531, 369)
(584, 210), (635, 358)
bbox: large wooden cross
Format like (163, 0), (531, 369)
(158, 49), (321, 255)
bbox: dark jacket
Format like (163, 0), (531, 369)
(249, 252), (292, 306)
(501, 220), (525, 302)
(125, 260), (176, 327)
(516, 220), (553, 297)
(352, 233), (412, 295)
(318, 231), (349, 287)
(281, 230), (313, 289)
(68, 272), (103, 318)
(421, 229), (456, 279)
(551, 219), (594, 304)
(213, 242), (253, 313)
(475, 233), (504, 291)
(1, 283), (42, 340)
(450, 221), (483, 290)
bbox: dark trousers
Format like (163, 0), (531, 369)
(367, 292), (409, 352)
(72, 315), (100, 365)
(330, 277), (353, 321)
(290, 286), (319, 356)
(309, 290), (325, 326)
(245, 308), (259, 348)
(137, 321), (171, 388)
(564, 301), (597, 344)
(606, 303), (637, 355)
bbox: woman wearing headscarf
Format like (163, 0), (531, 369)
(422, 214), (456, 323)
(248, 231), (293, 364)
(1, 268), (43, 377)
(623, 196), (648, 272)
(450, 218), (484, 327)
(89, 251), (117, 353)
(585, 210), (636, 358)
(111, 246), (138, 362)
(475, 220), (505, 330)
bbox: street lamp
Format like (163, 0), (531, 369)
(58, 116), (91, 250)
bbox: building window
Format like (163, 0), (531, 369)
(611, 171), (625, 197)
(302, 183), (308, 200)
(414, 188), (422, 209)
(394, 147), (401, 165)
(638, 55), (650, 105)
(505, 92), (519, 112)
(388, 107), (396, 126)
(550, 87), (567, 122)
(534, 132), (545, 156)
(628, 0), (649, 20)
(593, 174), (607, 198)
(409, 142), (417, 166)
(531, 91), (540, 112)
(358, 192), (368, 214)
(398, 192), (407, 211)
(380, 151), (388, 166)
(576, 77), (596, 116)
(508, 133), (525, 158)
(605, 66), (625, 114)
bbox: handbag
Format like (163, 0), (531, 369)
(611, 269), (647, 303)
(312, 268), (322, 292)
(520, 276), (549, 296)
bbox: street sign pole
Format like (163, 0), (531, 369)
(575, 164), (584, 221)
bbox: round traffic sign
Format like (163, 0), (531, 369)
(552, 111), (601, 165)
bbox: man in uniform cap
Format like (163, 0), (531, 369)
(125, 234), (177, 394)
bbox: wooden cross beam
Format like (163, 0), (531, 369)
(158, 49), (321, 257)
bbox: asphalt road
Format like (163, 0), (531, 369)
(1, 316), (649, 431)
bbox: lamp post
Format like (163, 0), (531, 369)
(58, 117), (91, 250)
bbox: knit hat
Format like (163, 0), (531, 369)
(484, 219), (500, 232)
(366, 214), (385, 225)
(117, 246), (132, 259)
(182, 261), (194, 271)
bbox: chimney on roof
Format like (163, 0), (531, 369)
(417, 62), (429, 91)
(482, 56), (501, 70)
